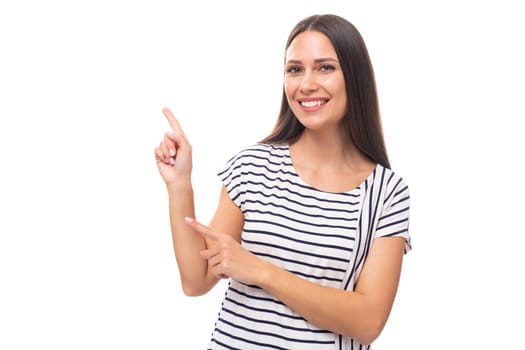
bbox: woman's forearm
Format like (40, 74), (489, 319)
(259, 266), (379, 344)
(258, 237), (405, 345)
(166, 177), (215, 296)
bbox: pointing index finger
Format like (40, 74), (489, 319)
(162, 107), (185, 134)
(184, 217), (221, 240)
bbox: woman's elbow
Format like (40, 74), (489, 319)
(180, 281), (211, 297)
(350, 315), (388, 346)
(182, 286), (205, 297)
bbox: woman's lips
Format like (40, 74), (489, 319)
(298, 99), (328, 111)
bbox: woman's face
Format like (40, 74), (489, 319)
(284, 30), (347, 133)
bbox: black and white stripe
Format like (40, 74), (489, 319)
(210, 143), (411, 350)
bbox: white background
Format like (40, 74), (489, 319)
(1, 0), (523, 349)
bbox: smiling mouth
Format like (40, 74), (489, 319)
(299, 100), (328, 107)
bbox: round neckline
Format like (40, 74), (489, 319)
(284, 143), (379, 195)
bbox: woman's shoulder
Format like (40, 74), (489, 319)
(375, 164), (407, 184)
(226, 142), (289, 163)
(241, 142), (289, 154)
(373, 165), (410, 200)
(218, 143), (289, 178)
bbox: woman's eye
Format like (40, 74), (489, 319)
(286, 66), (301, 74)
(319, 64), (335, 72)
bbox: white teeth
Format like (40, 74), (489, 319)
(300, 100), (326, 107)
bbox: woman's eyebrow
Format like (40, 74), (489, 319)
(285, 57), (339, 64)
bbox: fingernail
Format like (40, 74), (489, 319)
(184, 217), (194, 223)
(169, 148), (175, 157)
(169, 158), (175, 165)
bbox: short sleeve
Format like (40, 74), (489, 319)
(216, 150), (246, 210)
(375, 176), (411, 253)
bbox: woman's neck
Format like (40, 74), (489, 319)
(290, 130), (373, 172)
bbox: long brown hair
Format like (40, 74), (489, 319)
(261, 14), (391, 169)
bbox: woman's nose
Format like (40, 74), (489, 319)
(300, 71), (319, 92)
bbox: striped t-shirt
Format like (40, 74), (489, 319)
(209, 143), (411, 350)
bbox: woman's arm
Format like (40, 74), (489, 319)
(187, 215), (406, 345)
(155, 107), (205, 296)
(166, 183), (244, 296)
(259, 236), (406, 345)
(155, 108), (243, 296)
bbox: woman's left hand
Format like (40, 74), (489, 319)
(184, 217), (271, 285)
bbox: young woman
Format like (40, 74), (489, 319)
(155, 14), (411, 349)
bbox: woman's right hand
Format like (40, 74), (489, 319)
(154, 107), (193, 185)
